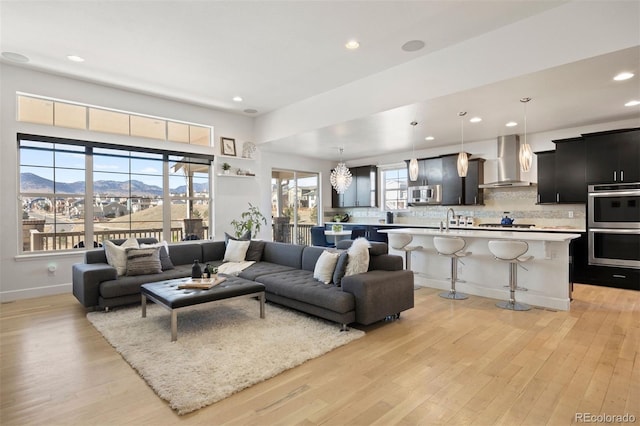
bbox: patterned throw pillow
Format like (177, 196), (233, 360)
(125, 247), (162, 276)
(140, 240), (174, 270)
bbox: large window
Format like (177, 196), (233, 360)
(19, 134), (212, 252)
(381, 167), (408, 210)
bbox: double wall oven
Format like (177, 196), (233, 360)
(588, 183), (640, 269)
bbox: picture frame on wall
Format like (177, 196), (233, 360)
(221, 137), (236, 156)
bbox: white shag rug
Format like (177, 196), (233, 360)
(87, 298), (364, 415)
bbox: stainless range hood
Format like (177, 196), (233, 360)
(479, 135), (532, 188)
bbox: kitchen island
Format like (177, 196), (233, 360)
(382, 228), (581, 311)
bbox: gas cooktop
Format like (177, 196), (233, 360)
(478, 224), (536, 229)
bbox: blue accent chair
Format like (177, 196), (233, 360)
(350, 226), (367, 240)
(310, 226), (335, 247)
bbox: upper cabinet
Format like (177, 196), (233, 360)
(332, 165), (377, 208)
(407, 158), (442, 187)
(441, 155), (484, 205)
(535, 137), (586, 204)
(585, 128), (640, 184)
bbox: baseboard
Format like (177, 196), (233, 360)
(0, 282), (71, 303)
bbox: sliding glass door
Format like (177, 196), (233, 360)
(271, 170), (319, 245)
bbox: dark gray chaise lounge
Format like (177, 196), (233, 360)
(72, 239), (414, 329)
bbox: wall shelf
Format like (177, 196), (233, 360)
(217, 155), (255, 161)
(216, 173), (256, 178)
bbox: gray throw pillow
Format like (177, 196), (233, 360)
(225, 231), (251, 243)
(332, 251), (349, 286)
(245, 240), (266, 262)
(158, 246), (175, 270)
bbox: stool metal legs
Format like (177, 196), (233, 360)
(439, 256), (468, 300)
(496, 263), (531, 311)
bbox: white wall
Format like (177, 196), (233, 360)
(0, 64), (258, 301)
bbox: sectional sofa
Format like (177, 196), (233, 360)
(72, 238), (414, 328)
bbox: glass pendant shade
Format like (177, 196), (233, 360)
(519, 143), (533, 172)
(457, 151), (468, 177)
(409, 158), (419, 181)
(519, 97), (533, 172)
(330, 148), (352, 194)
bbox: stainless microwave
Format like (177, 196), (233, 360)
(408, 185), (441, 206)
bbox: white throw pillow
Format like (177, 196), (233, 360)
(345, 237), (370, 276)
(104, 238), (139, 275)
(313, 250), (340, 284)
(223, 239), (251, 262)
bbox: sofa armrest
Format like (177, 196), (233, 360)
(341, 269), (414, 325)
(72, 263), (117, 308)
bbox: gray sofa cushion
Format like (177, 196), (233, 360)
(238, 262), (296, 281)
(201, 241), (226, 263)
(262, 242), (304, 268)
(255, 269), (355, 314)
(164, 242), (203, 266)
(301, 246), (327, 271)
(336, 240), (388, 255)
(100, 265), (192, 299)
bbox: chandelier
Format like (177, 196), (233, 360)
(519, 97), (533, 172)
(330, 148), (352, 194)
(409, 121), (419, 181)
(457, 111), (468, 177)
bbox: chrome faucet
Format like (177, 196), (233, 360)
(446, 208), (455, 232)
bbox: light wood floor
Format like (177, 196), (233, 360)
(1, 284), (638, 426)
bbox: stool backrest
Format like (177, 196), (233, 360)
(388, 233), (413, 250)
(434, 236), (465, 255)
(488, 240), (528, 260)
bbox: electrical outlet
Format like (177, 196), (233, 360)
(568, 211), (574, 218)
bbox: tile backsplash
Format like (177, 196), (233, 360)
(328, 186), (586, 229)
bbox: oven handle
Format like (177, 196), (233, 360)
(589, 228), (640, 234)
(588, 190), (640, 197)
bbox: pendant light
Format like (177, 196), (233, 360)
(519, 97), (533, 172)
(409, 121), (419, 181)
(330, 148), (353, 194)
(457, 111), (468, 177)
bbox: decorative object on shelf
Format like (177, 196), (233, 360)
(231, 202), (267, 238)
(242, 141), (257, 159)
(519, 97), (533, 172)
(409, 120), (419, 181)
(330, 147), (352, 194)
(221, 137), (236, 156)
(332, 213), (350, 223)
(457, 111), (468, 177)
(222, 162), (231, 174)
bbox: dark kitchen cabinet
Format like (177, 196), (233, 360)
(331, 165), (377, 208)
(464, 158), (485, 205)
(585, 128), (640, 184)
(536, 150), (556, 204)
(408, 157), (442, 186)
(535, 136), (586, 204)
(441, 154), (463, 205)
(440, 155), (484, 205)
(554, 137), (586, 203)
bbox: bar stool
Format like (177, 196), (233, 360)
(488, 240), (533, 311)
(388, 233), (422, 271)
(434, 236), (470, 300)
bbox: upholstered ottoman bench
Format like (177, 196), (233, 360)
(141, 276), (266, 341)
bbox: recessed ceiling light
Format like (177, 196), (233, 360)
(506, 121), (518, 127)
(425, 136), (435, 141)
(469, 117), (482, 123)
(67, 55), (85, 62)
(243, 108), (258, 114)
(1, 51), (29, 63)
(614, 72), (634, 81)
(233, 96), (243, 102)
(345, 40), (360, 50)
(625, 100), (640, 107)
(401, 40), (425, 52)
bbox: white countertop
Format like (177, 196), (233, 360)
(382, 227), (581, 242)
(325, 221), (585, 234)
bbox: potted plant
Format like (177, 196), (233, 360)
(231, 203), (267, 238)
(222, 162), (231, 174)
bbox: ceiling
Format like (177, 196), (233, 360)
(1, 1), (639, 161)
